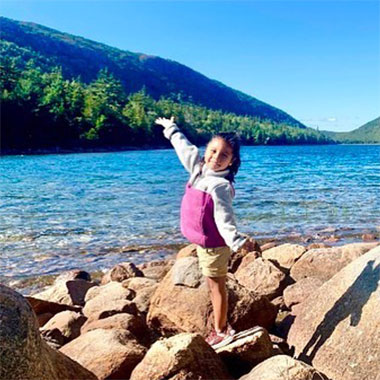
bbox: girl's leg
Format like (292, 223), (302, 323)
(206, 276), (227, 333)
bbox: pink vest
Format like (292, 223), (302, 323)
(180, 183), (226, 248)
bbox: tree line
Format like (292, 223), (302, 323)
(0, 57), (333, 153)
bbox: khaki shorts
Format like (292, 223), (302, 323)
(196, 245), (231, 278)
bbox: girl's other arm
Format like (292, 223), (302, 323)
(211, 183), (247, 252)
(155, 117), (200, 174)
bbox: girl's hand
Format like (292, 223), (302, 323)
(155, 116), (175, 128)
(240, 237), (260, 255)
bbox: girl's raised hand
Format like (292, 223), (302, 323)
(155, 116), (175, 128)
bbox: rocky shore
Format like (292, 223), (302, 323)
(1, 239), (380, 380)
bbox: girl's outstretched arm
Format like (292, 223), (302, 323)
(155, 117), (200, 174)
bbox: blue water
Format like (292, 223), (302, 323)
(1, 145), (379, 279)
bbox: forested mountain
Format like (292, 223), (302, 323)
(322, 117), (380, 144)
(0, 17), (335, 154)
(0, 16), (304, 127)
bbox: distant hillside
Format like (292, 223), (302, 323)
(0, 16), (305, 128)
(323, 117), (380, 144)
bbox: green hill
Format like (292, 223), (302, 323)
(0, 17), (335, 153)
(0, 16), (304, 128)
(323, 117), (380, 144)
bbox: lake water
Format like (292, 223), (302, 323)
(1, 145), (379, 283)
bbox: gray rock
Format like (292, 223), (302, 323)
(172, 256), (203, 288)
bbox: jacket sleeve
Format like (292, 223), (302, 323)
(162, 123), (200, 174)
(211, 183), (247, 252)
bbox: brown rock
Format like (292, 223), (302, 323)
(290, 242), (379, 282)
(37, 312), (54, 327)
(307, 243), (330, 250)
(83, 281), (136, 320)
(240, 355), (328, 380)
(101, 262), (143, 285)
(229, 238), (261, 273)
(262, 243), (306, 271)
(0, 284), (96, 380)
(176, 243), (197, 259)
(147, 258), (277, 336)
(84, 298), (138, 321)
(235, 256), (286, 300)
(270, 296), (286, 311)
(26, 296), (82, 326)
(122, 277), (157, 291)
(323, 235), (339, 243)
(287, 245), (380, 380)
(26, 296), (82, 315)
(81, 313), (148, 345)
(283, 277), (324, 309)
(32, 279), (97, 306)
(216, 327), (273, 378)
(54, 270), (92, 283)
(269, 334), (291, 356)
(137, 258), (175, 281)
(130, 333), (232, 380)
(60, 328), (146, 379)
(260, 242), (278, 251)
(362, 233), (378, 241)
(122, 277), (159, 314)
(40, 310), (87, 343)
(40, 327), (66, 349)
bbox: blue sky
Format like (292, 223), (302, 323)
(1, 0), (379, 132)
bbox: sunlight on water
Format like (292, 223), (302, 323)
(1, 145), (379, 278)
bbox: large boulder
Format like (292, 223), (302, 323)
(290, 242), (378, 282)
(60, 328), (146, 379)
(81, 313), (150, 345)
(0, 284), (96, 380)
(32, 279), (97, 306)
(215, 327), (273, 378)
(287, 245), (380, 380)
(83, 281), (137, 321)
(235, 256), (287, 300)
(26, 296), (82, 326)
(240, 355), (328, 380)
(229, 238), (262, 273)
(40, 310), (87, 343)
(122, 277), (159, 314)
(262, 243), (306, 271)
(130, 333), (232, 380)
(176, 244), (197, 259)
(283, 277), (324, 309)
(147, 257), (277, 336)
(137, 259), (175, 281)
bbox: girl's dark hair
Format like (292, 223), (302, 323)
(201, 132), (241, 183)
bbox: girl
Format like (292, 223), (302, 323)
(155, 116), (255, 349)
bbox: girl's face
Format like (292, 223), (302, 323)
(205, 137), (234, 172)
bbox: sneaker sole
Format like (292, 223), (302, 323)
(213, 326), (265, 350)
(231, 325), (265, 341)
(211, 334), (234, 350)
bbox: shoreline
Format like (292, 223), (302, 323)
(3, 227), (378, 296)
(1, 141), (357, 157)
(2, 141), (380, 157)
